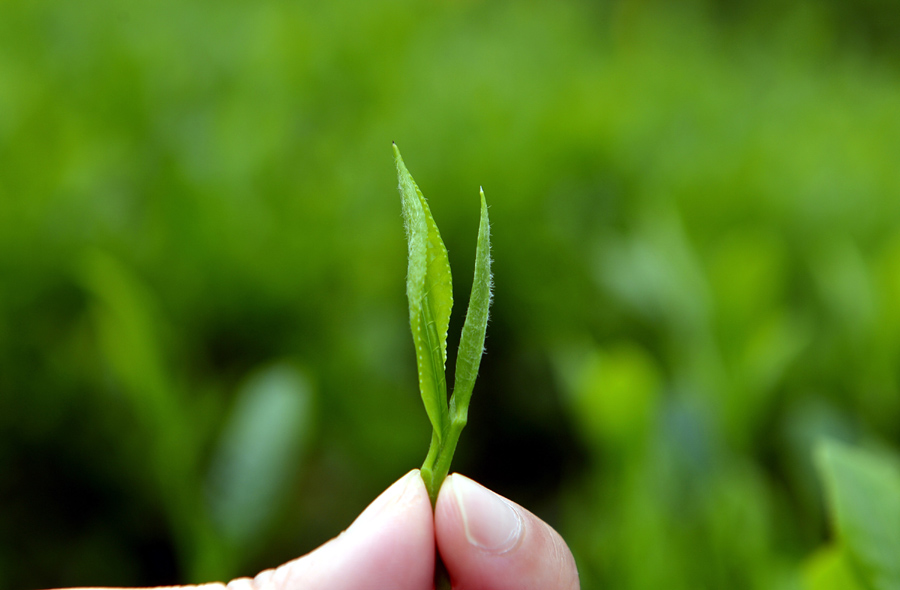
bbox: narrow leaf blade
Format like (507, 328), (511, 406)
(451, 188), (492, 421)
(395, 144), (452, 438)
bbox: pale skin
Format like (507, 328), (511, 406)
(64, 471), (579, 590)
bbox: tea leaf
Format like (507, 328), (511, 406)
(394, 144), (453, 441)
(450, 188), (492, 424)
(394, 145), (492, 515)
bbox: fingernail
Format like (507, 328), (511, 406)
(348, 470), (421, 533)
(449, 474), (523, 553)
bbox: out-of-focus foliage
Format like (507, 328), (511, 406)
(1, 0), (899, 588)
(815, 441), (900, 590)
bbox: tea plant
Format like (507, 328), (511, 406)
(393, 143), (492, 506)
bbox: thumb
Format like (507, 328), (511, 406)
(435, 474), (579, 590)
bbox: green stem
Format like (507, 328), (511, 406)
(420, 408), (468, 503)
(421, 430), (456, 590)
(435, 555), (452, 590)
(420, 430), (441, 505)
(420, 375), (471, 590)
(432, 419), (466, 493)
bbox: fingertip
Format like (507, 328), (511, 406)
(261, 470), (434, 590)
(436, 474), (579, 590)
(347, 469), (428, 533)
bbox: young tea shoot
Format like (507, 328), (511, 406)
(394, 143), (492, 506)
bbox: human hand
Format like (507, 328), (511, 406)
(69, 470), (579, 590)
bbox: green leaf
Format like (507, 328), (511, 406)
(450, 188), (492, 423)
(393, 145), (492, 518)
(395, 143), (453, 441)
(80, 250), (172, 422)
(804, 546), (866, 590)
(815, 440), (900, 590)
(79, 250), (192, 488)
(205, 363), (312, 547)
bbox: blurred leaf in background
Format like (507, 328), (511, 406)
(1, 0), (900, 589)
(206, 363), (312, 558)
(804, 547), (865, 590)
(815, 440), (900, 590)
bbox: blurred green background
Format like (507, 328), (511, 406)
(2, 0), (900, 588)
